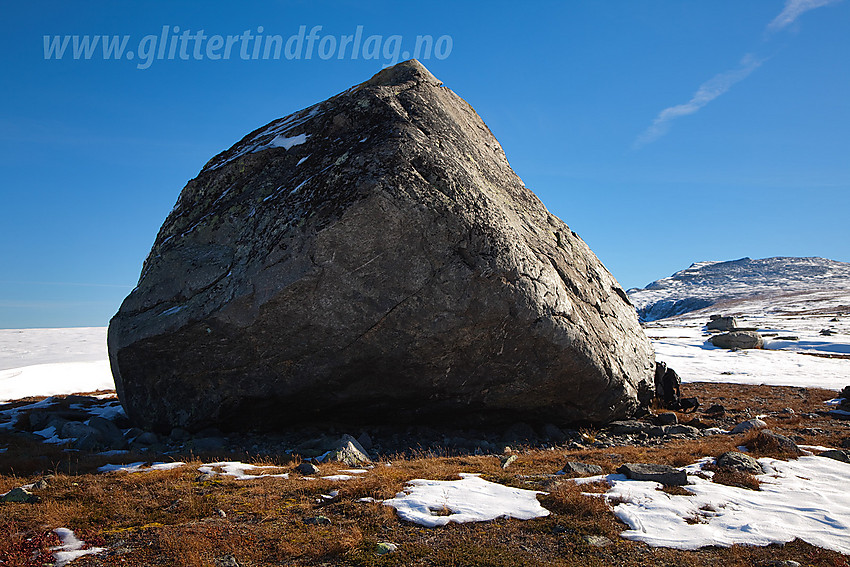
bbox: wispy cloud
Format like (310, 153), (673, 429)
(768, 0), (841, 31)
(633, 54), (763, 149)
(634, 0), (842, 148)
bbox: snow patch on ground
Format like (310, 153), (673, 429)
(383, 473), (550, 527)
(594, 456), (850, 554)
(98, 462), (186, 473)
(270, 132), (308, 150)
(52, 527), (105, 567)
(197, 461), (289, 480)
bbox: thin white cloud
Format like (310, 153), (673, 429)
(768, 0), (841, 31)
(633, 55), (763, 148)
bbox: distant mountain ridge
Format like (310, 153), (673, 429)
(628, 256), (850, 321)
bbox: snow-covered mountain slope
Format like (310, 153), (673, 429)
(628, 257), (850, 322)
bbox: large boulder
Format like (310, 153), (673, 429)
(108, 60), (655, 432)
(709, 331), (764, 350)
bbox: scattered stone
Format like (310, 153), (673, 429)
(542, 423), (567, 443)
(1, 487), (39, 503)
(196, 473), (216, 482)
(665, 424), (700, 436)
(356, 432), (373, 450)
(820, 329), (836, 336)
(107, 59), (655, 432)
(559, 462), (603, 476)
(657, 412), (678, 425)
(187, 437), (226, 453)
(134, 431), (159, 445)
(762, 561), (801, 567)
(840, 438), (850, 449)
(500, 455), (518, 469)
(31, 477), (51, 491)
(710, 331), (764, 350)
(59, 421), (99, 440)
(583, 535), (613, 547)
(780, 407), (795, 415)
(753, 430), (801, 455)
(503, 422), (537, 444)
(716, 451), (764, 475)
(617, 463), (688, 486)
(323, 434), (370, 466)
(376, 542), (398, 555)
(607, 420), (648, 435)
(214, 554), (240, 567)
(295, 462), (320, 475)
(707, 316), (738, 332)
(88, 417), (127, 450)
(303, 516), (331, 525)
(817, 449), (850, 463)
(730, 418), (767, 434)
(216, 508), (227, 518)
(774, 336), (799, 341)
(170, 427), (191, 441)
(679, 397), (700, 412)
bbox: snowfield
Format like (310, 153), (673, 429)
(0, 327), (113, 402)
(645, 289), (850, 390)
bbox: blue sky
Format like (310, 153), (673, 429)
(1, 0), (848, 328)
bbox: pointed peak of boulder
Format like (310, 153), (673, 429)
(363, 59), (441, 88)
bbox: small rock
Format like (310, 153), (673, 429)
(376, 542), (398, 555)
(216, 508), (227, 518)
(716, 451), (764, 475)
(542, 423), (567, 443)
(303, 515), (331, 525)
(356, 432), (373, 450)
(559, 461), (603, 476)
(762, 561), (801, 567)
(617, 463), (687, 486)
(134, 431), (159, 445)
(704, 404), (725, 416)
(780, 407), (795, 415)
(214, 554), (240, 567)
(1, 487), (39, 503)
(31, 477), (51, 491)
(657, 412), (678, 425)
(583, 535), (613, 547)
(187, 437), (226, 452)
(323, 434), (371, 466)
(754, 430), (801, 455)
(503, 422), (537, 443)
(296, 462), (320, 475)
(840, 438), (850, 449)
(818, 449), (850, 463)
(196, 473), (216, 482)
(88, 417), (126, 449)
(59, 421), (100, 440)
(500, 455), (518, 469)
(706, 316), (738, 332)
(170, 427), (191, 441)
(607, 420), (648, 435)
(666, 424), (700, 436)
(730, 418), (766, 434)
(820, 328), (836, 336)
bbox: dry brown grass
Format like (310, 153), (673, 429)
(741, 429), (801, 459)
(3, 382), (850, 566)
